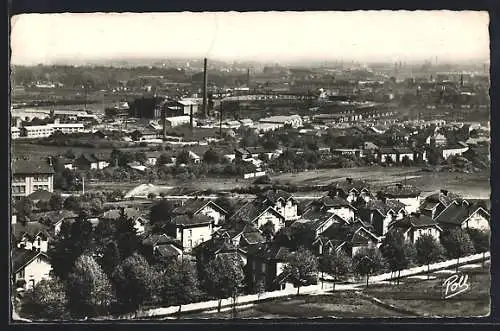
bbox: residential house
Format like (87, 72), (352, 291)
(330, 178), (371, 203)
(101, 207), (149, 235)
(393, 147), (415, 163)
(332, 148), (364, 158)
(442, 142), (469, 159)
(308, 195), (356, 223)
(434, 199), (490, 232)
(166, 214), (215, 252)
(12, 222), (51, 253)
(230, 200), (286, 233)
(74, 153), (110, 170)
(256, 189), (300, 222)
(245, 244), (293, 292)
(420, 189), (461, 219)
(188, 151), (201, 164)
(389, 212), (443, 244)
(294, 209), (348, 238)
(350, 226), (381, 257)
(141, 233), (183, 262)
(145, 151), (162, 166)
(30, 210), (78, 236)
(12, 159), (55, 199)
(357, 199), (398, 237)
(12, 248), (52, 289)
(258, 115), (303, 129)
(380, 183), (421, 214)
(172, 198), (228, 227)
(377, 148), (399, 163)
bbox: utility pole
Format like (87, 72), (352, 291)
(219, 101), (223, 137)
(82, 176), (85, 195)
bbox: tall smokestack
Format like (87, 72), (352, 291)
(190, 104), (194, 129)
(162, 108), (167, 139)
(203, 58), (208, 118)
(247, 68), (251, 86)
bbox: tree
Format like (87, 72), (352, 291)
(114, 209), (140, 259)
(49, 193), (65, 211)
(22, 278), (69, 320)
(441, 229), (476, 270)
(214, 196), (235, 218)
(63, 195), (81, 211)
(111, 253), (156, 315)
(149, 200), (174, 231)
(100, 241), (121, 277)
(352, 248), (385, 288)
(64, 149), (75, 159)
(49, 218), (94, 280)
(288, 224), (316, 250)
(467, 228), (490, 266)
(260, 221), (276, 241)
(319, 250), (352, 290)
(176, 150), (191, 165)
(380, 230), (415, 284)
(134, 152), (147, 165)
(67, 254), (115, 318)
(415, 234), (444, 278)
(204, 254), (245, 314)
(160, 257), (200, 315)
(203, 149), (220, 164)
(15, 197), (33, 221)
(157, 153), (173, 166)
(282, 247), (318, 295)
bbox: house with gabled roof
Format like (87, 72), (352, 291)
(12, 248), (52, 289)
(420, 189), (462, 219)
(434, 199), (490, 232)
(30, 210), (79, 236)
(101, 207), (149, 235)
(389, 212), (443, 244)
(172, 198), (227, 226)
(329, 178), (371, 203)
(245, 243), (292, 292)
(230, 200), (286, 233)
(12, 222), (51, 253)
(140, 233), (183, 262)
(74, 153), (110, 170)
(357, 199), (400, 237)
(256, 189), (299, 221)
(379, 183), (421, 213)
(294, 209), (349, 238)
(350, 226), (381, 257)
(166, 214), (215, 252)
(309, 195), (356, 223)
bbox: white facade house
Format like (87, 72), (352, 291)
(11, 127), (20, 139)
(165, 116), (194, 128)
(13, 249), (52, 289)
(258, 115), (303, 128)
(442, 143), (469, 159)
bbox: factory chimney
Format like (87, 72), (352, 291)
(162, 107), (167, 139)
(190, 104), (194, 129)
(247, 68), (251, 86)
(202, 58), (208, 118)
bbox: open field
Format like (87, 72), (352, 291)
(364, 262), (490, 317)
(271, 166), (490, 198)
(181, 292), (410, 319)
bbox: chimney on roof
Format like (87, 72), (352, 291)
(346, 177), (353, 184)
(440, 189), (448, 196)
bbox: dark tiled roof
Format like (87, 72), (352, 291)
(12, 222), (50, 241)
(392, 213), (437, 230)
(424, 191), (462, 207)
(12, 159), (54, 175)
(299, 210), (341, 231)
(333, 178), (370, 193)
(155, 244), (182, 258)
(172, 199), (226, 215)
(361, 199), (394, 216)
(260, 189), (294, 205)
(29, 210), (78, 225)
(171, 214), (213, 226)
(435, 201), (489, 226)
(382, 184), (421, 198)
(231, 201), (283, 224)
(247, 244), (290, 261)
(28, 190), (53, 201)
(351, 226), (379, 245)
(12, 248), (49, 273)
(101, 208), (142, 220)
(318, 196), (352, 208)
(385, 199), (407, 212)
(241, 231), (266, 245)
(142, 233), (177, 246)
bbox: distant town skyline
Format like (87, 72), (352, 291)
(11, 11), (490, 66)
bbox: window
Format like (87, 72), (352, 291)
(188, 229), (192, 237)
(18, 269), (25, 278)
(187, 239), (192, 248)
(37, 237), (41, 247)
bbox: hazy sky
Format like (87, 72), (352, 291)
(11, 11), (490, 65)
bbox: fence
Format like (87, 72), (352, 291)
(116, 284), (321, 320)
(109, 252), (490, 320)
